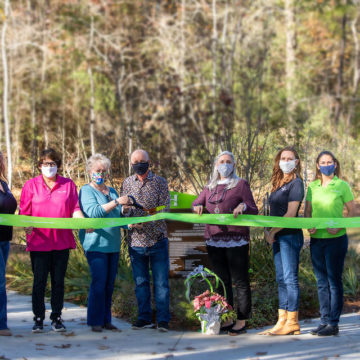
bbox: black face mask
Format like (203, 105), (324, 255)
(132, 162), (149, 175)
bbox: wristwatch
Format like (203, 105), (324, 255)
(114, 198), (120, 206)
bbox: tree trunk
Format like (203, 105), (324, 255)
(2, 0), (12, 187)
(88, 66), (96, 155)
(334, 12), (347, 129)
(285, 0), (297, 139)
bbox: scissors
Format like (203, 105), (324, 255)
(127, 195), (166, 214)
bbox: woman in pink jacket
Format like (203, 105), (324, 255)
(20, 148), (84, 333)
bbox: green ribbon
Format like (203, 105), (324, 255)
(0, 213), (360, 229)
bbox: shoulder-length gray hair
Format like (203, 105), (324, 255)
(207, 151), (240, 190)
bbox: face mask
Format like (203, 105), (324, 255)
(217, 163), (234, 178)
(132, 162), (149, 175)
(319, 164), (335, 176)
(41, 166), (57, 178)
(92, 172), (106, 185)
(279, 160), (296, 174)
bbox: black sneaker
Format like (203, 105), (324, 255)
(310, 324), (327, 335)
(157, 322), (169, 332)
(317, 324), (339, 336)
(32, 318), (44, 333)
(131, 319), (153, 330)
(51, 317), (66, 332)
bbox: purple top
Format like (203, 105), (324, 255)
(192, 179), (258, 242)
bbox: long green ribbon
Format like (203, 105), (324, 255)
(1, 213), (360, 229)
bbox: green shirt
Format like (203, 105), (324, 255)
(305, 176), (354, 238)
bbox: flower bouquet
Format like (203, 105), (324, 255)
(185, 266), (236, 335)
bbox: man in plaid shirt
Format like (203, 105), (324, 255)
(121, 149), (170, 332)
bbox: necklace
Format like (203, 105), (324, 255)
(208, 185), (227, 214)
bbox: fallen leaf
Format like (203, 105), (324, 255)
(14, 334), (23, 338)
(35, 344), (46, 347)
(151, 352), (157, 355)
(185, 347), (196, 351)
(256, 352), (268, 356)
(54, 344), (71, 349)
(36, 348), (44, 351)
(103, 336), (107, 340)
(98, 345), (110, 350)
(61, 331), (76, 337)
(78, 322), (87, 325)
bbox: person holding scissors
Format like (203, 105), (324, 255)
(120, 149), (170, 332)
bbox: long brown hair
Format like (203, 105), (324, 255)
(271, 146), (302, 192)
(0, 152), (7, 182)
(315, 150), (341, 180)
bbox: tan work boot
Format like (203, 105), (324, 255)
(258, 309), (287, 335)
(269, 310), (300, 335)
(0, 328), (12, 336)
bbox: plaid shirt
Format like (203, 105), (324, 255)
(120, 171), (170, 247)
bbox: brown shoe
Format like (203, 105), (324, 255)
(258, 309), (287, 335)
(0, 328), (12, 336)
(269, 311), (300, 335)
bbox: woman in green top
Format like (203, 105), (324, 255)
(305, 151), (355, 336)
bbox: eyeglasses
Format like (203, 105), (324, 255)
(42, 162), (57, 168)
(208, 187), (228, 204)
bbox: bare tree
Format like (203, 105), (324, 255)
(1, 0), (12, 187)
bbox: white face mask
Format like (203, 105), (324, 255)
(279, 160), (296, 174)
(41, 166), (58, 178)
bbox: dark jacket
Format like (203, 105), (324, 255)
(192, 179), (258, 241)
(0, 180), (17, 241)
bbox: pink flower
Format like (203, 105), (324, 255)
(204, 300), (211, 309)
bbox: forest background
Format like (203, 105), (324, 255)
(3, 0), (360, 329)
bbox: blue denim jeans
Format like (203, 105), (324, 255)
(273, 232), (304, 312)
(129, 238), (170, 324)
(310, 234), (348, 326)
(0, 241), (10, 330)
(85, 251), (119, 326)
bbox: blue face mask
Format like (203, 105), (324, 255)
(217, 163), (234, 178)
(319, 164), (335, 176)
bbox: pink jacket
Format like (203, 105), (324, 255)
(19, 175), (80, 252)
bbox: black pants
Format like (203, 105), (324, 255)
(30, 249), (69, 321)
(206, 244), (251, 320)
